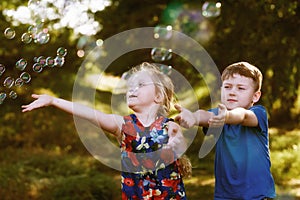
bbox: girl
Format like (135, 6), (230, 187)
(22, 62), (190, 199)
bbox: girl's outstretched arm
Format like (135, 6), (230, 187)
(22, 94), (123, 138)
(174, 104), (213, 128)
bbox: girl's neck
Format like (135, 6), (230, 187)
(134, 109), (159, 127)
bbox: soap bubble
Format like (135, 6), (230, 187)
(46, 56), (55, 67)
(16, 58), (28, 71)
(9, 91), (17, 99)
(159, 64), (172, 75)
(36, 56), (46, 66)
(3, 77), (14, 88)
(202, 1), (221, 18)
(0, 64), (5, 76)
(57, 47), (67, 57)
(21, 32), (32, 44)
(4, 27), (16, 39)
(0, 93), (6, 104)
(20, 72), (31, 83)
(15, 78), (24, 87)
(54, 56), (65, 67)
(32, 63), (43, 73)
(151, 47), (172, 62)
(154, 25), (173, 40)
(35, 31), (50, 44)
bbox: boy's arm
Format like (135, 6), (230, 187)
(22, 94), (123, 137)
(174, 104), (214, 128)
(209, 104), (258, 127)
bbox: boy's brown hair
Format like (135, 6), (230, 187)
(221, 61), (263, 92)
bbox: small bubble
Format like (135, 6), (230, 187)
(159, 64), (172, 75)
(21, 32), (32, 44)
(0, 92), (7, 104)
(0, 64), (6, 76)
(202, 1), (221, 18)
(4, 27), (16, 39)
(154, 25), (173, 40)
(37, 56), (46, 66)
(15, 77), (24, 87)
(3, 77), (14, 88)
(20, 72), (31, 83)
(34, 32), (50, 44)
(54, 56), (65, 67)
(32, 63), (43, 73)
(16, 58), (28, 71)
(151, 47), (172, 62)
(9, 91), (17, 99)
(57, 47), (67, 57)
(46, 57), (55, 67)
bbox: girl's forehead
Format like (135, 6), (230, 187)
(128, 71), (153, 82)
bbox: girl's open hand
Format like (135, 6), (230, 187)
(22, 94), (54, 112)
(174, 104), (196, 129)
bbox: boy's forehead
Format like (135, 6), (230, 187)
(223, 73), (254, 84)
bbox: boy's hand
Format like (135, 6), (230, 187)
(208, 103), (228, 127)
(174, 104), (197, 128)
(22, 94), (54, 112)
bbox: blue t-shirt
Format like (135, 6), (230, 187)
(205, 105), (276, 200)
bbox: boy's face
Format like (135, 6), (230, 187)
(221, 74), (261, 110)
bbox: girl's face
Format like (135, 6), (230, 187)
(126, 71), (159, 111)
(221, 74), (261, 110)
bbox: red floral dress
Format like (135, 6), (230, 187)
(120, 114), (187, 200)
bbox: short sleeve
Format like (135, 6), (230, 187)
(249, 105), (268, 134)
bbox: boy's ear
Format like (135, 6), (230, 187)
(252, 91), (261, 103)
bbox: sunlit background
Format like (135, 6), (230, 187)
(0, 0), (299, 199)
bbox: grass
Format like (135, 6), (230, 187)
(0, 128), (299, 199)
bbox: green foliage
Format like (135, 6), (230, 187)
(0, 148), (119, 200)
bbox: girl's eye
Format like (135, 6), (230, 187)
(238, 87), (245, 90)
(138, 83), (145, 87)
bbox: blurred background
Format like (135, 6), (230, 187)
(0, 0), (299, 199)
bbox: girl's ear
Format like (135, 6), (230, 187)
(252, 91), (261, 103)
(154, 91), (164, 104)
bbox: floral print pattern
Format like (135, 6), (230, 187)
(121, 114), (187, 200)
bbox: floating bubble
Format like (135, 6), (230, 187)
(0, 64), (5, 76)
(32, 63), (43, 72)
(35, 31), (50, 44)
(28, 0), (40, 8)
(3, 77), (14, 88)
(21, 32), (32, 44)
(36, 56), (46, 66)
(159, 64), (172, 75)
(57, 47), (67, 57)
(202, 1), (221, 18)
(0, 92), (6, 104)
(20, 72), (31, 83)
(150, 47), (172, 62)
(4, 27), (16, 39)
(46, 56), (55, 67)
(15, 78), (24, 87)
(154, 25), (173, 40)
(9, 91), (17, 99)
(16, 58), (27, 71)
(54, 56), (65, 67)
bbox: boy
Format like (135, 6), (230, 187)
(175, 62), (276, 199)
